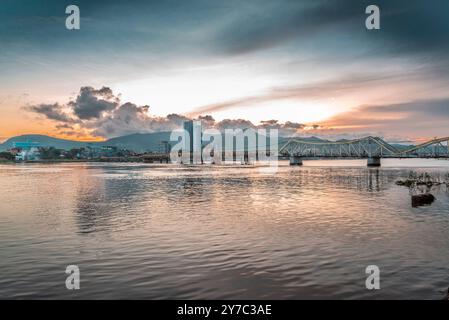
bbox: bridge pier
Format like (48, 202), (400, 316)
(289, 155), (303, 166)
(367, 156), (381, 167)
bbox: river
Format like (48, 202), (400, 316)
(0, 159), (448, 299)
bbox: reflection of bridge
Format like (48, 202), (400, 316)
(279, 136), (449, 167)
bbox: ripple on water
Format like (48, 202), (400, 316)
(0, 160), (449, 299)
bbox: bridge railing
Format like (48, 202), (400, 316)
(279, 136), (449, 158)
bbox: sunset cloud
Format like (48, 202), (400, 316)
(26, 86), (308, 138)
(318, 98), (449, 140)
(26, 87), (184, 138)
(187, 71), (434, 116)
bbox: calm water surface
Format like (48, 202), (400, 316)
(0, 159), (449, 299)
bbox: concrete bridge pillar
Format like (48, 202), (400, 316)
(367, 156), (381, 167)
(290, 155), (303, 166)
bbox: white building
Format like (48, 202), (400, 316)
(15, 147), (41, 161)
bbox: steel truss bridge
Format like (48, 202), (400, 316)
(279, 136), (449, 165)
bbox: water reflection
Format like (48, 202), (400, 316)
(74, 171), (106, 234)
(0, 160), (449, 299)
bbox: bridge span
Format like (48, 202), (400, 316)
(279, 136), (449, 167)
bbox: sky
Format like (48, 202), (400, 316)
(0, 0), (449, 142)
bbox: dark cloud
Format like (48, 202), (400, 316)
(5, 0), (449, 62)
(215, 0), (362, 55)
(215, 0), (449, 58)
(26, 103), (76, 123)
(68, 86), (119, 120)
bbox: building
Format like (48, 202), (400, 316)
(13, 142), (41, 161)
(183, 120), (202, 164)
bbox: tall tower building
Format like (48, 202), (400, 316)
(183, 120), (202, 164)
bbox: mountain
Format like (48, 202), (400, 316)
(0, 135), (88, 151)
(104, 132), (172, 153)
(0, 133), (326, 153)
(0, 132), (173, 153)
(281, 136), (329, 142)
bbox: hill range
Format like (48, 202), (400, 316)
(0, 133), (412, 153)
